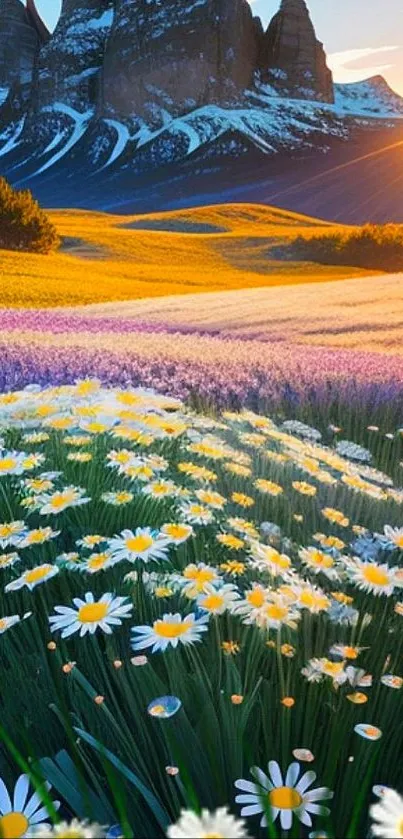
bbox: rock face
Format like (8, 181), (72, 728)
(261, 0), (334, 103)
(101, 0), (257, 120)
(0, 0), (48, 93)
(32, 0), (114, 113)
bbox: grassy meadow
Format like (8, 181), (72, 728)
(0, 382), (402, 839)
(0, 204), (372, 308)
(0, 202), (402, 838)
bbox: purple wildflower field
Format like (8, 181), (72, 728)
(2, 308), (403, 415)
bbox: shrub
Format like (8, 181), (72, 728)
(0, 177), (59, 253)
(291, 223), (403, 272)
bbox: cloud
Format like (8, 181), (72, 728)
(328, 45), (401, 83)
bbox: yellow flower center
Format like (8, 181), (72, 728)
(184, 568), (214, 583)
(0, 526), (16, 537)
(78, 602), (109, 623)
(0, 812), (29, 839)
(153, 620), (189, 638)
(50, 493), (75, 509)
(266, 605), (288, 621)
(25, 565), (53, 584)
(247, 589), (265, 608)
(363, 566), (389, 586)
(398, 819), (403, 838)
(0, 619), (7, 631)
(0, 459), (17, 471)
(364, 726), (380, 738)
(311, 552), (333, 568)
(125, 535), (153, 553)
(269, 787), (302, 810)
(201, 594), (224, 611)
(166, 525), (188, 539)
(323, 661), (344, 676)
(344, 647), (358, 659)
(395, 535), (403, 548)
(28, 531), (47, 543)
(204, 834), (223, 838)
(88, 555), (108, 570)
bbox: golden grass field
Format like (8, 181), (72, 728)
(78, 273), (403, 355)
(0, 203), (372, 307)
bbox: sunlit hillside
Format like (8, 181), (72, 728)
(0, 204), (372, 307)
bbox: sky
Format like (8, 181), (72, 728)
(36, 0), (403, 95)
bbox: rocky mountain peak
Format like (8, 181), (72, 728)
(261, 0), (334, 102)
(101, 0), (257, 121)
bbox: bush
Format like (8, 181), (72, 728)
(0, 177), (59, 253)
(291, 223), (403, 272)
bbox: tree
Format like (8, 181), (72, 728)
(0, 177), (59, 253)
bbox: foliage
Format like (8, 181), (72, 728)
(0, 177), (59, 254)
(0, 383), (402, 838)
(290, 224), (403, 272)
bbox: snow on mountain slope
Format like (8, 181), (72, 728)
(334, 77), (403, 119)
(0, 77), (402, 189)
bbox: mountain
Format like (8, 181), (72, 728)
(0, 0), (402, 222)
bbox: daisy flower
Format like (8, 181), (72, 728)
(67, 452), (93, 463)
(0, 615), (20, 634)
(250, 543), (292, 577)
(161, 523), (194, 544)
(167, 807), (248, 838)
(322, 507), (349, 528)
(0, 452), (27, 477)
(29, 819), (106, 838)
(258, 599), (300, 631)
(329, 644), (365, 660)
(235, 760), (333, 830)
(313, 533), (345, 552)
(231, 493), (254, 508)
(76, 534), (106, 549)
(55, 552), (82, 570)
(177, 563), (220, 599)
(0, 552), (20, 570)
(22, 476), (56, 494)
(101, 491), (134, 506)
(224, 462), (252, 478)
(233, 585), (271, 621)
(197, 584), (240, 615)
(108, 528), (170, 564)
(180, 504), (214, 525)
(382, 526), (403, 550)
(0, 773), (59, 839)
(220, 560), (246, 576)
(0, 521), (26, 548)
(217, 533), (245, 551)
(82, 552), (116, 574)
(20, 527), (60, 548)
(131, 612), (209, 653)
(195, 489), (227, 509)
(5, 563), (59, 592)
(343, 557), (398, 596)
(301, 659), (347, 685)
(254, 479), (283, 497)
(142, 480), (177, 499)
(380, 675), (403, 690)
(354, 723), (382, 741)
(298, 547), (339, 580)
(227, 518), (260, 540)
(49, 592), (133, 638)
(296, 585), (331, 614)
(370, 788), (403, 838)
(292, 482), (317, 497)
(39, 487), (91, 516)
